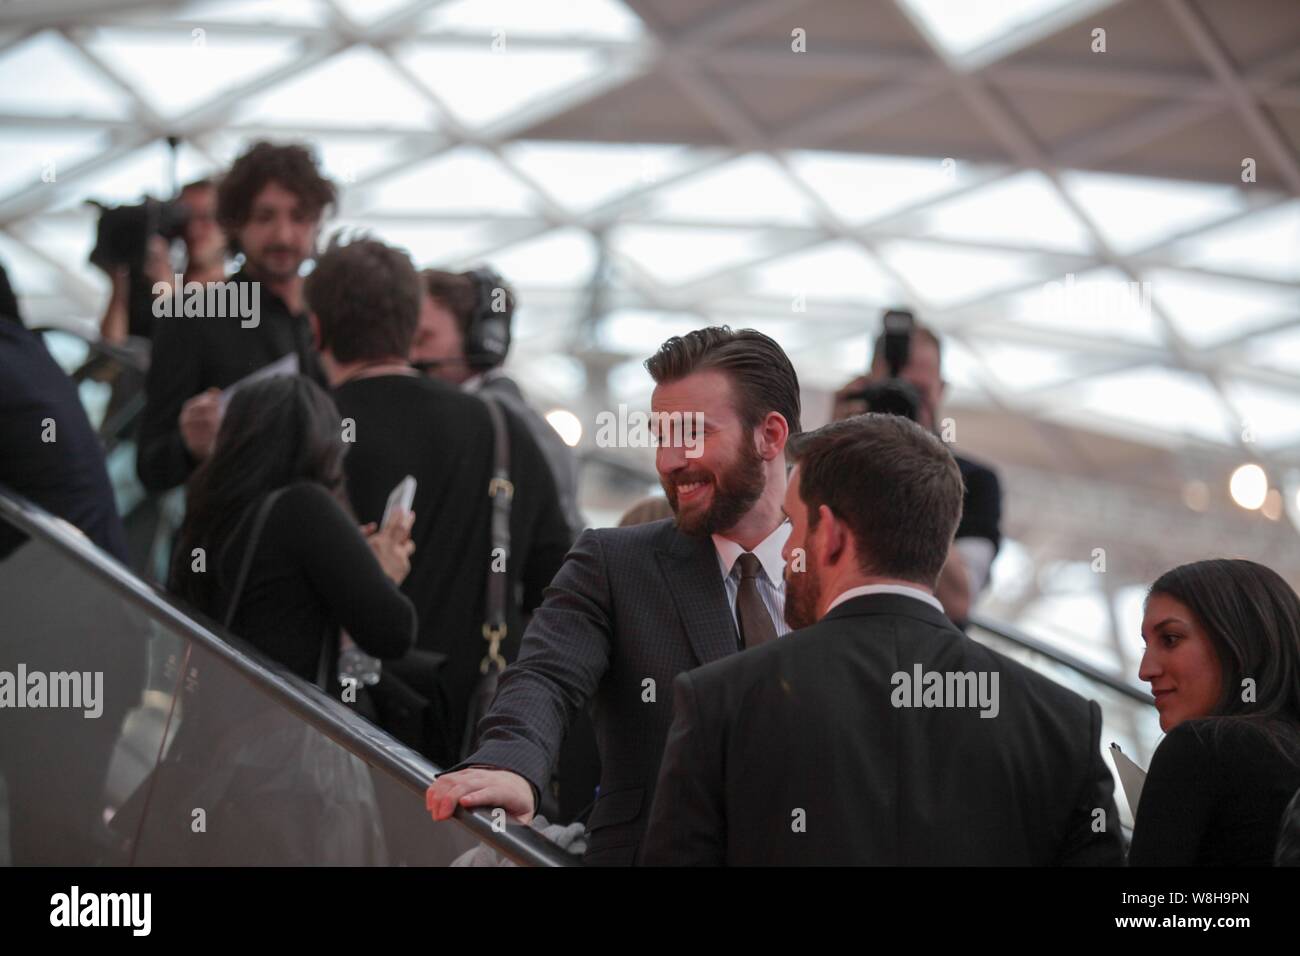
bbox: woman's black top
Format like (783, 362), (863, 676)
(1129, 717), (1300, 866)
(195, 481), (416, 684)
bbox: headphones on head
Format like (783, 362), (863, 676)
(462, 266), (512, 371)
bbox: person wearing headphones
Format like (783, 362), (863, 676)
(412, 268), (585, 539)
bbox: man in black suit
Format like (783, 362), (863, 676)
(305, 235), (571, 763)
(427, 327), (799, 864)
(642, 414), (1124, 866)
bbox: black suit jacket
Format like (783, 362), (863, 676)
(333, 375), (572, 759)
(456, 517), (745, 865)
(642, 592), (1124, 866)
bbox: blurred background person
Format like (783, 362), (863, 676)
(136, 142), (334, 495)
(307, 236), (571, 765)
(413, 268), (585, 539)
(1129, 559), (1300, 866)
(98, 178), (226, 346)
(833, 317), (1001, 626)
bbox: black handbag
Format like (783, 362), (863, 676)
(459, 392), (513, 761)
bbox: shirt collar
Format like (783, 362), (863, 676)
(825, 583), (944, 615)
(712, 520), (791, 586)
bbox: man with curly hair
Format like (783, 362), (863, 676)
(137, 141), (336, 492)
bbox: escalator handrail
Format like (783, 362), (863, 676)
(967, 610), (1154, 706)
(0, 484), (578, 867)
(31, 324), (150, 376)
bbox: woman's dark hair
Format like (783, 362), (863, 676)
(172, 374), (347, 615)
(1149, 559), (1300, 758)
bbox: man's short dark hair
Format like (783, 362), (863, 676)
(420, 268), (517, 337)
(789, 414), (963, 588)
(644, 326), (802, 435)
(217, 141), (336, 253)
(305, 235), (421, 364)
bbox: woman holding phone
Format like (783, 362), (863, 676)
(1129, 559), (1300, 865)
(155, 373), (417, 864)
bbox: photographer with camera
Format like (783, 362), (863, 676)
(96, 178), (226, 345)
(832, 313), (1002, 626)
(136, 141), (333, 493)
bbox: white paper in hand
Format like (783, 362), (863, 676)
(219, 352), (300, 413)
(382, 475), (417, 530)
(1109, 742), (1147, 818)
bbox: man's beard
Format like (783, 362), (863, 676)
(245, 247), (304, 283)
(662, 435), (766, 538)
(783, 549), (822, 631)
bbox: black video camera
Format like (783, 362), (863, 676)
(87, 197), (190, 274)
(847, 308), (922, 422)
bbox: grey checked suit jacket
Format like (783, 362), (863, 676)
(453, 517), (742, 865)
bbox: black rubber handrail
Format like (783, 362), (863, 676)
(967, 610), (1154, 705)
(0, 485), (577, 867)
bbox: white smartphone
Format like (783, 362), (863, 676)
(381, 475), (417, 530)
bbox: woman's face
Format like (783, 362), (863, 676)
(1139, 593), (1225, 731)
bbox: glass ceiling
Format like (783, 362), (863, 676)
(0, 0), (1296, 480)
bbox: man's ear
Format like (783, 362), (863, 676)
(758, 411), (791, 461)
(818, 504), (846, 564)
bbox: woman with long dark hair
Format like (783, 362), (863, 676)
(153, 373), (417, 865)
(173, 373), (415, 680)
(1129, 558), (1300, 865)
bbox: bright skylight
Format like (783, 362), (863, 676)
(1149, 268), (1300, 350)
(911, 171), (1095, 254)
(1168, 200), (1300, 284)
(502, 141), (696, 214)
(358, 146), (538, 217)
(787, 152), (986, 225)
(83, 28), (299, 119)
(644, 154), (818, 226)
(421, 0), (643, 41)
(612, 225), (774, 285)
(1060, 171), (1246, 254)
(395, 42), (606, 128)
(898, 0), (1086, 57)
(875, 241), (1047, 309)
(997, 267), (1165, 345)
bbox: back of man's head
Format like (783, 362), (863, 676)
(306, 234), (422, 364)
(790, 414), (963, 589)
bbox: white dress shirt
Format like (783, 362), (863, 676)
(712, 520), (791, 638)
(825, 582), (945, 615)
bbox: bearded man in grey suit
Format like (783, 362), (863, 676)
(427, 326), (799, 865)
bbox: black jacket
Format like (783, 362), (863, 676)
(332, 374), (571, 759)
(135, 271), (322, 492)
(642, 592), (1125, 866)
(456, 518), (749, 865)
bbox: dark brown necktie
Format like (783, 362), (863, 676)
(735, 552), (777, 649)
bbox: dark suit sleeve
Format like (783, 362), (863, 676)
(1127, 723), (1214, 866)
(136, 318), (200, 492)
(1057, 700), (1125, 865)
(449, 528), (614, 797)
(641, 671), (726, 866)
